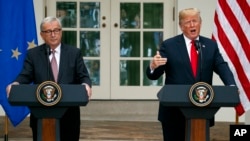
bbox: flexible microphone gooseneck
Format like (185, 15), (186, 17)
(194, 40), (203, 81)
(46, 44), (51, 81)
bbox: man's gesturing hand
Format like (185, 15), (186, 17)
(150, 51), (167, 70)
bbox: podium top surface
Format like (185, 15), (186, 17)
(157, 85), (240, 107)
(9, 84), (89, 107)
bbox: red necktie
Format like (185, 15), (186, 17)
(51, 50), (58, 82)
(190, 40), (198, 77)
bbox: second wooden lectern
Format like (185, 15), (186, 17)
(157, 83), (239, 141)
(8, 82), (89, 141)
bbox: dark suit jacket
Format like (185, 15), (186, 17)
(16, 43), (91, 85)
(15, 43), (91, 139)
(146, 34), (236, 122)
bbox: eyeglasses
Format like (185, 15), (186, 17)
(42, 28), (61, 35)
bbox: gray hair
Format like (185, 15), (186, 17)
(40, 16), (62, 31)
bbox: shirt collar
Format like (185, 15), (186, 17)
(183, 34), (199, 46)
(51, 43), (61, 54)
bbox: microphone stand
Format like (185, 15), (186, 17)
(46, 45), (51, 81)
(195, 40), (203, 82)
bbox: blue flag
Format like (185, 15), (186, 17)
(0, 0), (37, 126)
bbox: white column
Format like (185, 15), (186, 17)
(245, 110), (250, 124)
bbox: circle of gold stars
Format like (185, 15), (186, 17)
(10, 39), (37, 60)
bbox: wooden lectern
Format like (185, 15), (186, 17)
(157, 84), (239, 141)
(8, 83), (89, 141)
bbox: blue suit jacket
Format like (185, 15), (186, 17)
(146, 34), (236, 122)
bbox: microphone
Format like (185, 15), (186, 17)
(194, 40), (201, 51)
(194, 40), (203, 81)
(46, 45), (51, 55)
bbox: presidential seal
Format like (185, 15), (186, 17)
(189, 82), (214, 107)
(36, 81), (62, 106)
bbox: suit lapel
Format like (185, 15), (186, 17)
(176, 35), (194, 77)
(57, 44), (67, 83)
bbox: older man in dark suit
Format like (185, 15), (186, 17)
(6, 16), (92, 141)
(146, 8), (236, 141)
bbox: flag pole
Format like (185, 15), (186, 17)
(4, 115), (8, 141)
(235, 113), (239, 124)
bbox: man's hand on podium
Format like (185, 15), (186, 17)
(82, 83), (92, 100)
(6, 82), (19, 98)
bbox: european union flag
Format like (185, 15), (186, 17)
(0, 0), (37, 126)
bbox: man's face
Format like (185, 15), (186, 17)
(40, 21), (62, 49)
(179, 14), (201, 40)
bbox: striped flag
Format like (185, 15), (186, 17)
(212, 0), (250, 116)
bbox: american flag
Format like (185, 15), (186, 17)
(212, 0), (250, 116)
